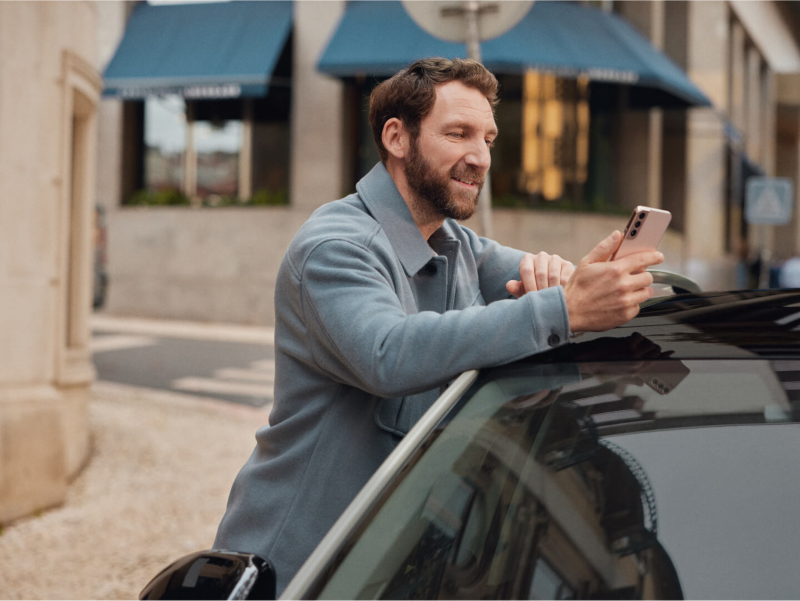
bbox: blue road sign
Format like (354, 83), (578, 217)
(745, 177), (793, 225)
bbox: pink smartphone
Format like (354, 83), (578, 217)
(611, 206), (672, 261)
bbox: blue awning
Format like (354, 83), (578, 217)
(103, 1), (292, 99)
(318, 1), (710, 107)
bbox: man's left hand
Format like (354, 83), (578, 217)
(506, 252), (575, 297)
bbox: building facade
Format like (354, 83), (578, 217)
(0, 2), (101, 523)
(97, 0), (800, 326)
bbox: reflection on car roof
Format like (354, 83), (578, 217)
(540, 289), (800, 361)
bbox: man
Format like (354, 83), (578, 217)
(214, 58), (662, 593)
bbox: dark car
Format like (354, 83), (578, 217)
(93, 203), (108, 309)
(141, 287), (800, 600)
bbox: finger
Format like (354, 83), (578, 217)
(579, 231), (622, 267)
(628, 270), (655, 291)
(535, 253), (550, 290)
(631, 287), (652, 305)
(549, 255), (562, 287)
(561, 261), (575, 284)
(519, 254), (537, 292)
(618, 250), (664, 275)
(506, 279), (524, 298)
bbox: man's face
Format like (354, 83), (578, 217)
(405, 81), (497, 221)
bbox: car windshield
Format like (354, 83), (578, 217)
(312, 359), (800, 600)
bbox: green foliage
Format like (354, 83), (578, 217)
(127, 189), (191, 206)
(249, 188), (289, 206)
(201, 189), (289, 207)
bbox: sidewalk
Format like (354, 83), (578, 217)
(0, 373), (271, 599)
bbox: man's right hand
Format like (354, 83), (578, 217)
(563, 231), (664, 333)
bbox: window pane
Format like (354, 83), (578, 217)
(144, 95), (186, 192)
(195, 119), (242, 199)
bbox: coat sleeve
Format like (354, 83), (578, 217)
(299, 238), (572, 399)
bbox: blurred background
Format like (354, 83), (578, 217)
(3, 0), (800, 596)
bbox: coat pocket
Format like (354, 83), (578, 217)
(374, 396), (406, 437)
(374, 390), (440, 437)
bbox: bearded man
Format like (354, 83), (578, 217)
(214, 58), (663, 594)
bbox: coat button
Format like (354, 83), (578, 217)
(422, 262), (437, 276)
(548, 333), (561, 347)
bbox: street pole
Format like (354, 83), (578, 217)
(758, 224), (773, 289)
(463, 0), (494, 238)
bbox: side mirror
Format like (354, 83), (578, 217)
(139, 550), (276, 600)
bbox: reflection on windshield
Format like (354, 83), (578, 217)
(312, 355), (798, 600)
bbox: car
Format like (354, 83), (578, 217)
(93, 203), (109, 309)
(140, 285), (800, 600)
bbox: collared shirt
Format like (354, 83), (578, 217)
(214, 163), (571, 593)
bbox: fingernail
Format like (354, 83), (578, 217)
(657, 252), (664, 261)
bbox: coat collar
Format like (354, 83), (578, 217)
(356, 162), (436, 277)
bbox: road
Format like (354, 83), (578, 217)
(91, 315), (275, 408)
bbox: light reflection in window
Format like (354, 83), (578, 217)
(144, 95), (186, 192)
(194, 119), (243, 199)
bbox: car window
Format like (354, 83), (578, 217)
(311, 360), (799, 600)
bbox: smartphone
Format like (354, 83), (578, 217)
(640, 359), (691, 395)
(611, 206), (672, 261)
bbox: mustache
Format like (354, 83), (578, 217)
(450, 166), (484, 187)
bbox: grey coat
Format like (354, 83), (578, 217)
(213, 163), (572, 593)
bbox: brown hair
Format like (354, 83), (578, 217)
(368, 57), (499, 163)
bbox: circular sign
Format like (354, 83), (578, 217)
(402, 0), (534, 44)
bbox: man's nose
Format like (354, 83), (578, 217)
(464, 139), (491, 172)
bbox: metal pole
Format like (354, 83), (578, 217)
(464, 0), (482, 62)
(463, 0), (494, 238)
(758, 224), (773, 289)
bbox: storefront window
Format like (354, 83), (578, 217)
(194, 118), (243, 200)
(127, 95), (290, 207)
(143, 95), (186, 194)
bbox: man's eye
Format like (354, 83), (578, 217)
(486, 139), (496, 148)
(448, 132), (464, 139)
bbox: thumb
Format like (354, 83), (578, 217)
(579, 230), (621, 266)
(506, 279), (524, 298)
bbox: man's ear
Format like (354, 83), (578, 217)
(382, 118), (409, 160)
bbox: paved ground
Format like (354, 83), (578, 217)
(0, 317), (274, 600)
(91, 315), (276, 407)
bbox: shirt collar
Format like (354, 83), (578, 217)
(356, 162), (436, 277)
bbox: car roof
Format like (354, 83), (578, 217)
(534, 289), (800, 362)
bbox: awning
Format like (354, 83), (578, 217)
(318, 1), (711, 107)
(103, 1), (292, 99)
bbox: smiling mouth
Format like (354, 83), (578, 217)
(451, 177), (477, 187)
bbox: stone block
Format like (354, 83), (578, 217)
(0, 386), (67, 524)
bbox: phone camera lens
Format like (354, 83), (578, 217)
(634, 221), (641, 228)
(630, 229), (637, 237)
(639, 212), (646, 220)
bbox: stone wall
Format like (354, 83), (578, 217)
(0, 2), (100, 523)
(105, 205), (687, 328)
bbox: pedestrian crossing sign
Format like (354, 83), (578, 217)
(745, 177), (793, 225)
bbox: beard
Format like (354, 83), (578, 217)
(405, 138), (484, 221)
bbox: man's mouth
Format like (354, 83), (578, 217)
(451, 177), (477, 187)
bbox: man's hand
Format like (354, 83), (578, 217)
(563, 231), (663, 332)
(506, 252), (575, 297)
